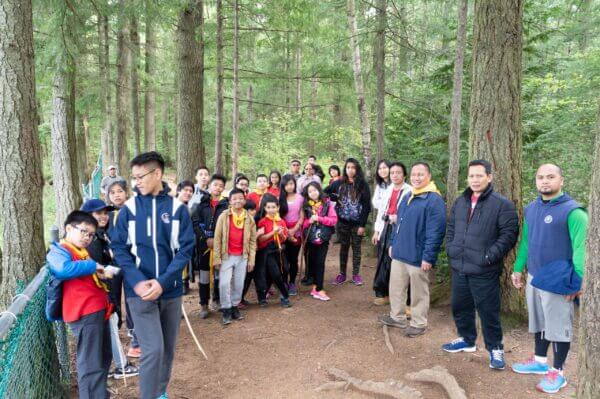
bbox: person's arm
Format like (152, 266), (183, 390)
(212, 213), (226, 266)
(318, 203), (338, 226)
(358, 184), (372, 227)
(47, 246), (98, 280)
(484, 198), (520, 265)
(110, 205), (149, 291)
(157, 206), (196, 290)
(513, 221), (528, 273)
(422, 196), (447, 266)
(568, 208), (588, 278)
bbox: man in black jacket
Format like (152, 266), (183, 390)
(442, 159), (519, 371)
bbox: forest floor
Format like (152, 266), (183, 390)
(107, 244), (578, 399)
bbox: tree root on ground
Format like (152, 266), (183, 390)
(405, 365), (467, 399)
(383, 325), (395, 354)
(315, 367), (423, 399)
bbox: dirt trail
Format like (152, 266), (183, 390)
(111, 244), (578, 399)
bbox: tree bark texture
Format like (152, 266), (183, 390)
(446, 0), (468, 212)
(577, 104), (600, 398)
(116, 1), (131, 178)
(214, 0), (224, 174)
(347, 0), (372, 179)
(130, 15), (141, 157)
(176, 0), (205, 182)
(144, 0), (157, 152)
(98, 13), (113, 168)
(468, 0), (524, 316)
(374, 0), (386, 162)
(231, 0), (240, 178)
(0, 0), (46, 304)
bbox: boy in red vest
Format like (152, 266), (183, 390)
(47, 210), (115, 399)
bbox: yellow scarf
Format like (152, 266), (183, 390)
(408, 181), (441, 204)
(253, 188), (267, 195)
(266, 213), (283, 248)
(308, 199), (322, 214)
(60, 239), (109, 291)
(231, 208), (247, 229)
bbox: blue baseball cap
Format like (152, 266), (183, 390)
(80, 199), (115, 213)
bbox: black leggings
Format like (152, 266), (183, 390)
(256, 249), (289, 300)
(337, 221), (363, 276)
(307, 242), (329, 291)
(284, 243), (301, 285)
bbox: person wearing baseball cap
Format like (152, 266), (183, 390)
(101, 165), (126, 199)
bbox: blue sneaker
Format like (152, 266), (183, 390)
(280, 297), (292, 308)
(511, 355), (549, 375)
(536, 369), (567, 394)
(157, 394), (169, 399)
(441, 337), (476, 353)
(489, 348), (505, 370)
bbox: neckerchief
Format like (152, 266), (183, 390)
(60, 239), (109, 292)
(231, 208), (247, 229)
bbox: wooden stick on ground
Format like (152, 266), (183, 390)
(317, 367), (423, 399)
(405, 366), (467, 399)
(383, 325), (395, 354)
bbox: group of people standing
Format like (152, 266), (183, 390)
(46, 149), (586, 398)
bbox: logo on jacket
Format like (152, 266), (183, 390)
(544, 215), (553, 224)
(161, 213), (171, 224)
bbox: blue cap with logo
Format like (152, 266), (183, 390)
(80, 199), (115, 213)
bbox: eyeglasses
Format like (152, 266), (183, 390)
(71, 225), (96, 239)
(132, 168), (156, 182)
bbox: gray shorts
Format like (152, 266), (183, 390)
(526, 275), (574, 342)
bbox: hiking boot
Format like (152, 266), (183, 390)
(536, 369), (567, 394)
(222, 308), (232, 325)
(301, 276), (314, 286)
(351, 274), (364, 286)
(333, 274), (347, 285)
(127, 346), (141, 358)
(280, 297), (292, 308)
(511, 355), (549, 375)
(198, 305), (209, 319)
(378, 315), (408, 329)
(288, 283), (298, 296)
(404, 325), (426, 337)
(489, 348), (506, 370)
(231, 306), (244, 321)
(112, 363), (139, 379)
(441, 337), (477, 353)
(373, 297), (389, 306)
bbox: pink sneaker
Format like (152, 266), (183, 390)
(310, 288), (319, 298)
(314, 291), (331, 301)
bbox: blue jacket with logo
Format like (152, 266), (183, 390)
(110, 183), (195, 299)
(390, 191), (446, 267)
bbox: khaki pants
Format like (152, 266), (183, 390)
(389, 259), (430, 329)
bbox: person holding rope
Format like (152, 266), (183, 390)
(302, 182), (338, 301)
(111, 151), (195, 399)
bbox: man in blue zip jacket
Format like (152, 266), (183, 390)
(111, 152), (195, 399)
(379, 162), (446, 337)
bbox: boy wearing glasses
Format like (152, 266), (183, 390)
(110, 151), (195, 399)
(46, 210), (114, 399)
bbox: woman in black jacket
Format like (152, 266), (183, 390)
(331, 158), (371, 286)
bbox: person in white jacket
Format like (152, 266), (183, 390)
(372, 160), (391, 212)
(371, 162), (411, 306)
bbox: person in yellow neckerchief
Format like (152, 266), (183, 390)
(247, 174), (269, 210)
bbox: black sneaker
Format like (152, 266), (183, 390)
(112, 364), (139, 379)
(222, 308), (232, 325)
(258, 299), (268, 307)
(231, 306), (244, 320)
(300, 277), (314, 286)
(280, 297), (292, 308)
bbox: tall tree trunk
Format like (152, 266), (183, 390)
(347, 0), (372, 179)
(116, 0), (131, 179)
(231, 0), (240, 178)
(76, 113), (89, 179)
(144, 0), (156, 151)
(214, 0), (224, 174)
(68, 58), (80, 193)
(161, 99), (170, 165)
(247, 85), (253, 123)
(446, 0), (468, 212)
(99, 13), (113, 168)
(374, 0), (386, 162)
(0, 0), (46, 304)
(577, 103), (600, 398)
(469, 0), (524, 316)
(51, 56), (83, 233)
(285, 32), (291, 112)
(130, 15), (141, 156)
(295, 47), (302, 113)
(176, 0), (205, 182)
(311, 76), (318, 120)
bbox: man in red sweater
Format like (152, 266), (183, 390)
(47, 211), (114, 399)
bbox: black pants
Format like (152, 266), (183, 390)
(307, 242), (329, 291)
(337, 221), (363, 276)
(108, 273), (124, 327)
(242, 269), (256, 301)
(69, 310), (112, 399)
(451, 270), (503, 350)
(197, 251), (211, 306)
(255, 249), (289, 300)
(284, 242), (301, 285)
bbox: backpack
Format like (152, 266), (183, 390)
(305, 201), (335, 245)
(45, 271), (63, 322)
